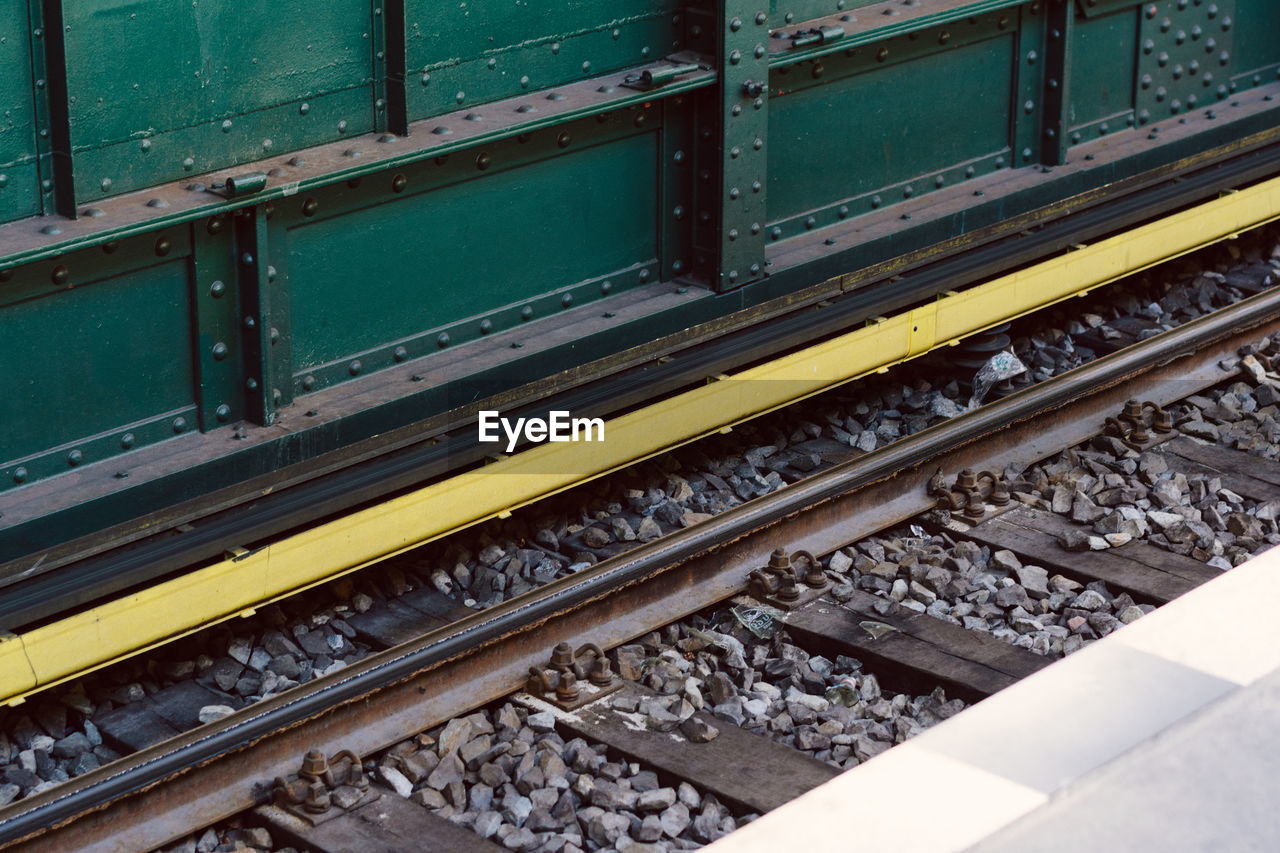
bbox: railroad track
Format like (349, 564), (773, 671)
(5, 263), (1280, 852)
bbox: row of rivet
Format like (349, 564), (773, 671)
(295, 269), (647, 393)
(8, 414), (194, 483)
(26, 65), (673, 240)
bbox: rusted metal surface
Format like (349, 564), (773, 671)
(523, 641), (624, 711)
(746, 548), (830, 610)
(5, 289), (1280, 852)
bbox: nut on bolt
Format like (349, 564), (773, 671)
(549, 641), (575, 671)
(556, 670), (580, 703)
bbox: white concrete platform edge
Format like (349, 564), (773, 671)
(706, 547), (1280, 853)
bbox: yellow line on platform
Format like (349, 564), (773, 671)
(5, 175), (1280, 705)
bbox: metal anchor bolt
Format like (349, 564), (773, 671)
(299, 749), (331, 784)
(792, 549), (828, 588)
(304, 780), (331, 814)
(587, 656), (614, 687)
(550, 642), (575, 671)
(1144, 401), (1173, 431)
(556, 671), (580, 704)
(963, 486), (987, 520)
(332, 749), (368, 790)
(574, 643), (614, 686)
(764, 549), (802, 601)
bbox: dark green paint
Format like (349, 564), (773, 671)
(707, 0), (770, 290)
(61, 0), (375, 199)
(1013, 2), (1048, 168)
(1067, 4), (1137, 132)
(0, 255), (194, 464)
(0, 4), (40, 223)
(1233, 0), (1280, 84)
(1040, 0), (1073, 166)
(1136, 1), (1234, 123)
(287, 132), (659, 376)
(768, 33), (1014, 228)
(190, 221), (244, 431)
(404, 0), (681, 121)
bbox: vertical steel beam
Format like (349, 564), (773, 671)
(235, 206), (288, 426)
(265, 211), (295, 412)
(382, 0), (409, 137)
(190, 215), (243, 431)
(659, 93), (694, 282)
(713, 0), (769, 291)
(1011, 1), (1047, 171)
(31, 0), (72, 217)
(691, 0), (768, 292)
(1041, 0), (1074, 165)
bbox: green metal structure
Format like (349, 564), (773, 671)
(2, 0), (1279, 563)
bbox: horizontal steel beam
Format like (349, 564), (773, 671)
(768, 0), (1025, 69)
(0, 59), (714, 269)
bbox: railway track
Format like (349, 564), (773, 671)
(6, 259), (1280, 852)
(6, 179), (1280, 716)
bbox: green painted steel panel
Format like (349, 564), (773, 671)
(0, 257), (195, 465)
(1233, 0), (1280, 81)
(62, 0), (375, 200)
(404, 0), (680, 121)
(0, 4), (40, 223)
(1067, 5), (1137, 133)
(287, 133), (659, 376)
(767, 34), (1015, 227)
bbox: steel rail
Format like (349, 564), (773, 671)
(3, 275), (1279, 852)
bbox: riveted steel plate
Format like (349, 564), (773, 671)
(1067, 2), (1139, 139)
(282, 120), (661, 394)
(404, 0), (683, 121)
(1136, 0), (1236, 123)
(0, 237), (197, 477)
(61, 0), (376, 201)
(767, 16), (1015, 238)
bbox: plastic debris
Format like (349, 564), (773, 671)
(969, 350), (1028, 406)
(825, 676), (862, 707)
(859, 620), (899, 640)
(730, 604), (778, 639)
